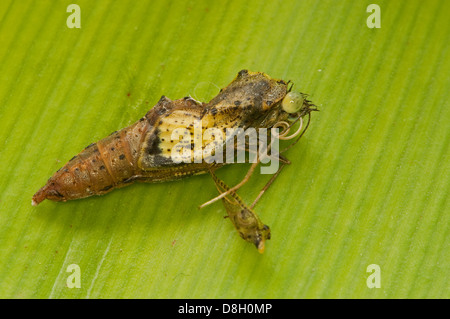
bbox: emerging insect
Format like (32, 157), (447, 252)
(209, 169), (271, 253)
(32, 70), (317, 251)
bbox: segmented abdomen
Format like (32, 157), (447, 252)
(32, 119), (149, 205)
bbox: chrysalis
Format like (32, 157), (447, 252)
(32, 70), (316, 206)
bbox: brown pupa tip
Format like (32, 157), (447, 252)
(31, 188), (46, 206)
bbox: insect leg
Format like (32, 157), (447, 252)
(235, 145), (291, 208)
(250, 161), (288, 209)
(199, 160), (260, 208)
(200, 128), (293, 209)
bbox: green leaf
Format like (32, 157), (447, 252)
(0, 0), (448, 298)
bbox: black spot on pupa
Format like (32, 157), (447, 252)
(234, 100), (241, 106)
(145, 128), (162, 155)
(122, 177), (135, 184)
(99, 165), (106, 170)
(119, 154), (125, 160)
(51, 190), (64, 198)
(152, 154), (174, 166)
(101, 185), (113, 191)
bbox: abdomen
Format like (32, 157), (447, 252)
(32, 119), (149, 205)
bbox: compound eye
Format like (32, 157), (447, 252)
(281, 92), (304, 114)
